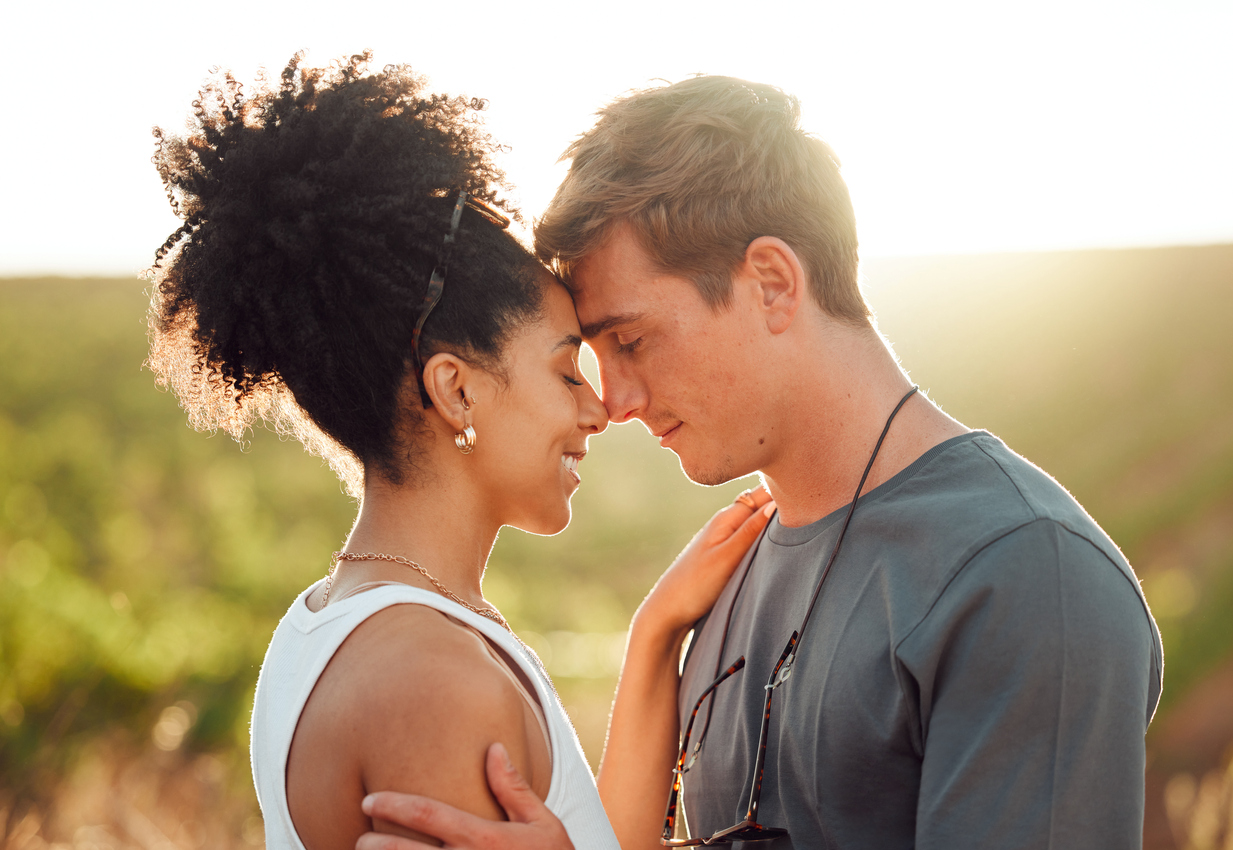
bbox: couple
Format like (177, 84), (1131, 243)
(148, 54), (1163, 849)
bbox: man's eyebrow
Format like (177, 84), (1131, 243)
(579, 312), (646, 339)
(552, 334), (583, 352)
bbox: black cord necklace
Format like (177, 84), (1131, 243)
(699, 385), (920, 735)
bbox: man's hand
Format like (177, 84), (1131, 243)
(356, 743), (575, 850)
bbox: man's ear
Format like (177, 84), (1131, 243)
(421, 352), (473, 431)
(742, 237), (806, 335)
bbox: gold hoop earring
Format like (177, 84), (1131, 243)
(455, 425), (476, 454)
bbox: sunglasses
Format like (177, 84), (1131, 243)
(662, 636), (794, 845)
(409, 190), (511, 401)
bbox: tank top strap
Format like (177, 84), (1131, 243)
(452, 619), (552, 765)
(331, 580), (404, 603)
(330, 580), (552, 768)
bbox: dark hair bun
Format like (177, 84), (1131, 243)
(147, 52), (544, 495)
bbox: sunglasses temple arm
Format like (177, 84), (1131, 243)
(411, 191), (469, 391)
(663, 657), (746, 841)
(742, 633), (798, 824)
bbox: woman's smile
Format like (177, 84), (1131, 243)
(562, 451), (583, 484)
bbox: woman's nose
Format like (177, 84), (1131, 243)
(579, 375), (609, 434)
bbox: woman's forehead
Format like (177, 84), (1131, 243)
(541, 277), (583, 335)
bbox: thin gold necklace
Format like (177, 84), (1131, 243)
(322, 551), (510, 631)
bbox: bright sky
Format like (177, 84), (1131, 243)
(1, 0), (1230, 276)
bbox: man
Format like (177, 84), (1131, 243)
(361, 76), (1163, 849)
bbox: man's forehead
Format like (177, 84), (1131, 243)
(571, 247), (651, 336)
(571, 269), (656, 341)
(572, 224), (657, 290)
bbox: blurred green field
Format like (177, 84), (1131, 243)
(1, 243), (1231, 847)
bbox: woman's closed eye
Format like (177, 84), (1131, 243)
(564, 375), (584, 387)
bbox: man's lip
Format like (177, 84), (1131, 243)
(655, 423), (682, 443)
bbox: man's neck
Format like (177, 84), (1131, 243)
(760, 326), (969, 528)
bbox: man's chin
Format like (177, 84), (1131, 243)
(675, 450), (740, 488)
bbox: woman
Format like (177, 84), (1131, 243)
(147, 54), (772, 849)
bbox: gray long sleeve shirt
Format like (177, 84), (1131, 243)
(677, 432), (1162, 849)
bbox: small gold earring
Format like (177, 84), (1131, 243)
(455, 425), (476, 454)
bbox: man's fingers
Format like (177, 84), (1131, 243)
(358, 752), (572, 850)
(485, 743), (547, 824)
(481, 744), (574, 848)
(355, 831), (437, 850)
(362, 792), (494, 847)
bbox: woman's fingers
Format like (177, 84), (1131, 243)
(701, 485), (770, 537)
(707, 486), (775, 542)
(740, 485), (774, 510)
(636, 486), (776, 633)
(714, 501), (775, 558)
(733, 500), (776, 545)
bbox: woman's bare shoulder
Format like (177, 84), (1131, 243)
(343, 603), (528, 719)
(286, 602), (549, 848)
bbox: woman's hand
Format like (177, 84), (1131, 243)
(596, 486), (774, 849)
(634, 486), (775, 641)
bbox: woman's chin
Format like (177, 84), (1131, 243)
(510, 501), (573, 537)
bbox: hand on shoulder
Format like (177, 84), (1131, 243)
(634, 486), (775, 642)
(358, 743), (575, 850)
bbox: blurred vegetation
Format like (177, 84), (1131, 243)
(1, 243), (1230, 847)
(1165, 747), (1233, 850)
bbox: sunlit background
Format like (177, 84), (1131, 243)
(2, 1), (1232, 848)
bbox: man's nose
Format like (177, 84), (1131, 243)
(598, 363), (645, 425)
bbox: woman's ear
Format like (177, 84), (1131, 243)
(421, 352), (473, 431)
(742, 236), (806, 335)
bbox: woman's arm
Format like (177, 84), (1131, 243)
(288, 604), (550, 849)
(598, 490), (774, 850)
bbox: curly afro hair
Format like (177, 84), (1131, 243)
(146, 52), (545, 497)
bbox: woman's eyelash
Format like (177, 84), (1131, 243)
(564, 375), (584, 387)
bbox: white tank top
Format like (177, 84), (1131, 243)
(250, 580), (621, 849)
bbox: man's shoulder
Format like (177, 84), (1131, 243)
(853, 432), (1151, 633)
(883, 435), (1163, 723)
(886, 431), (1126, 564)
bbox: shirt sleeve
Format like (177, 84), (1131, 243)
(895, 518), (1162, 850)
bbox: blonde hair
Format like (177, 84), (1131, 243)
(534, 75), (870, 324)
